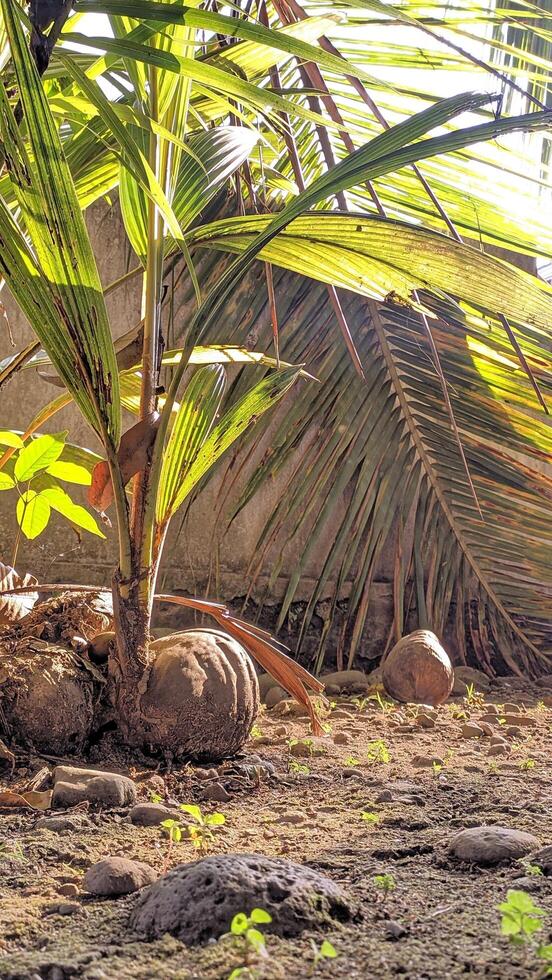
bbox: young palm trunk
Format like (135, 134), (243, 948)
(110, 565), (154, 743)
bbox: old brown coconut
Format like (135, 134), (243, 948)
(0, 591), (111, 754)
(382, 629), (453, 706)
(137, 628), (259, 761)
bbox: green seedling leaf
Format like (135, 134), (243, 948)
(245, 927), (266, 952)
(231, 912), (249, 935)
(361, 811), (380, 824)
(319, 940), (338, 958)
(205, 812), (226, 826)
(0, 431), (24, 449)
(14, 433), (66, 482)
(16, 490), (51, 539)
(250, 908), (272, 924)
(46, 460), (93, 485)
(179, 804), (203, 822)
(0, 473), (15, 490)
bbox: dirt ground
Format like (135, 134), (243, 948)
(1, 676), (551, 980)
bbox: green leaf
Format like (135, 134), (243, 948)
(0, 472), (15, 490)
(0, 431), (24, 449)
(46, 461), (93, 486)
(40, 487), (106, 538)
(250, 908), (272, 924)
(179, 803), (202, 822)
(205, 812), (226, 826)
(0, 0), (120, 447)
(157, 365), (226, 524)
(14, 434), (66, 483)
(230, 913), (249, 936)
(16, 490), (51, 540)
(245, 928), (266, 952)
(166, 366), (301, 517)
(320, 940), (338, 958)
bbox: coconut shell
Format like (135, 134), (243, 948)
(140, 629), (259, 761)
(382, 629), (453, 706)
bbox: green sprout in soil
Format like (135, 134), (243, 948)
(180, 803), (226, 851)
(373, 873), (396, 902)
(520, 861), (543, 877)
(498, 889), (552, 973)
(352, 696), (370, 712)
(519, 758), (536, 770)
(366, 739), (391, 764)
(463, 683), (485, 709)
(360, 811), (380, 825)
(309, 938), (339, 973)
(288, 760), (311, 774)
(249, 725), (263, 740)
(345, 756), (360, 767)
(149, 791), (163, 803)
(226, 908), (272, 979)
(160, 818), (182, 873)
(369, 691), (395, 715)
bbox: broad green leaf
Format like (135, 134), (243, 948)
(14, 434), (66, 483)
(231, 913), (248, 935)
(179, 803), (202, 821)
(0, 431), (24, 449)
(46, 461), (93, 486)
(157, 365), (226, 524)
(0, 472), (15, 490)
(205, 812), (225, 826)
(41, 486), (105, 537)
(250, 908), (272, 923)
(16, 490), (51, 540)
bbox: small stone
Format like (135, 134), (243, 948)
(52, 766), (136, 809)
(490, 736), (508, 747)
(375, 790), (394, 803)
(130, 853), (354, 942)
(461, 723), (485, 739)
(478, 722), (494, 736)
(290, 741), (313, 758)
(452, 667), (491, 696)
(415, 713), (435, 730)
(482, 703), (499, 714)
(321, 669), (369, 693)
(258, 673), (279, 700)
(384, 919), (408, 940)
(502, 703), (521, 713)
(478, 713), (500, 725)
(83, 857), (157, 896)
(44, 901), (80, 916)
(506, 726), (522, 737)
(201, 782), (231, 803)
(535, 675), (552, 690)
(36, 815), (89, 832)
(449, 826), (539, 865)
(265, 685), (288, 707)
(333, 732), (350, 745)
(412, 755), (443, 768)
(130, 803), (176, 827)
(503, 714), (536, 728)
(57, 883), (79, 898)
(488, 744), (509, 757)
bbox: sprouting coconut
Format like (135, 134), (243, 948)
(382, 629), (454, 706)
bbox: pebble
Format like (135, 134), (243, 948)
(502, 703), (521, 713)
(412, 755), (443, 768)
(415, 713), (435, 730)
(265, 685), (288, 707)
(384, 919), (408, 940)
(503, 714), (536, 728)
(201, 782), (231, 803)
(321, 669), (368, 692)
(52, 766), (137, 809)
(44, 901), (80, 916)
(333, 732), (350, 745)
(488, 743), (509, 757)
(461, 723), (485, 738)
(36, 815), (89, 833)
(57, 883), (79, 898)
(478, 713), (500, 725)
(506, 726), (522, 737)
(83, 857), (157, 896)
(449, 825), (539, 865)
(375, 790), (394, 803)
(478, 722), (494, 736)
(130, 803), (176, 827)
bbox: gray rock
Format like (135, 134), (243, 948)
(257, 672), (279, 700)
(449, 826), (539, 865)
(84, 857), (157, 896)
(129, 852), (354, 944)
(130, 803), (176, 827)
(452, 667), (491, 696)
(36, 815), (89, 832)
(461, 723), (485, 738)
(264, 685), (288, 707)
(412, 755), (443, 768)
(52, 766), (137, 809)
(320, 669), (368, 693)
(201, 781), (231, 803)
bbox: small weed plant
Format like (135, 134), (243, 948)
(373, 873), (396, 902)
(366, 739), (391, 764)
(498, 889), (552, 973)
(226, 908), (272, 979)
(160, 804), (226, 870)
(361, 811), (380, 825)
(309, 938), (339, 973)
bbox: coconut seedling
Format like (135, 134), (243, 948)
(1, 0), (549, 762)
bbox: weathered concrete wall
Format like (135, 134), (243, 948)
(0, 201), (395, 665)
